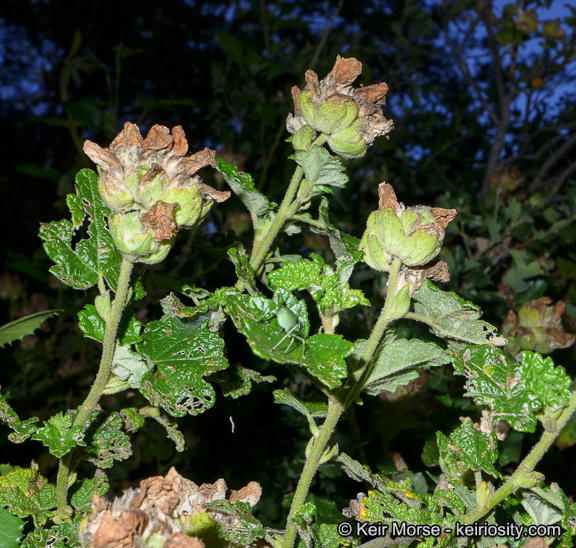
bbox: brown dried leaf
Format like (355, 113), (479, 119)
(141, 201), (178, 241)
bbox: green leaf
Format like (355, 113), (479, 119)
(21, 519), (81, 547)
(202, 500), (266, 545)
(437, 417), (499, 482)
(274, 388), (329, 419)
(39, 169), (122, 290)
(78, 304), (142, 344)
(452, 346), (542, 433)
(84, 411), (132, 469)
(0, 310), (61, 349)
(293, 146), (348, 190)
(69, 477), (109, 512)
(221, 290), (353, 389)
(111, 343), (151, 389)
(0, 506), (26, 548)
(519, 489), (564, 526)
(364, 338), (450, 395)
(519, 351), (571, 412)
(31, 412), (87, 458)
(138, 316), (228, 417)
(0, 390), (38, 443)
(335, 452), (388, 492)
(215, 156), (275, 230)
(0, 465), (57, 525)
(212, 364), (276, 399)
(412, 280), (506, 351)
(268, 253), (369, 316)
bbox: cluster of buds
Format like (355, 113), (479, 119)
(360, 183), (456, 312)
(84, 123), (229, 264)
(286, 56), (394, 159)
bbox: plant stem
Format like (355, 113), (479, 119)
(56, 257), (134, 518)
(463, 388), (576, 524)
(282, 399), (345, 548)
(283, 259), (404, 548)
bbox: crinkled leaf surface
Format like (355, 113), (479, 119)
(77, 305), (142, 344)
(31, 412), (86, 458)
(364, 338), (450, 395)
(213, 364), (275, 399)
(0, 310), (61, 349)
(138, 316), (228, 417)
(70, 477), (109, 512)
(268, 253), (369, 316)
(437, 417), (499, 481)
(293, 146), (348, 190)
(452, 346), (542, 433)
(519, 489), (564, 526)
(111, 343), (151, 389)
(413, 280), (506, 351)
(0, 465), (56, 525)
(21, 519), (80, 548)
(519, 351), (571, 412)
(215, 156), (274, 229)
(202, 500), (266, 545)
(0, 390), (38, 443)
(39, 169), (122, 290)
(220, 290), (353, 389)
(84, 411), (132, 469)
(0, 506), (25, 548)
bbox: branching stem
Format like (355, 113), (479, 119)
(56, 257), (134, 518)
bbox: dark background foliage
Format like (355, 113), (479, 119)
(1, 0), (576, 530)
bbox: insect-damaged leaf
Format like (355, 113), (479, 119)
(137, 316), (228, 417)
(452, 346), (546, 433)
(220, 290), (353, 389)
(412, 280), (506, 351)
(39, 169), (122, 290)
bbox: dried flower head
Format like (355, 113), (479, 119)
(287, 56), (394, 158)
(83, 123), (230, 263)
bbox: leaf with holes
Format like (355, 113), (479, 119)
(31, 412), (87, 458)
(413, 280), (506, 351)
(84, 412), (132, 469)
(452, 346), (543, 433)
(39, 169), (122, 290)
(437, 417), (500, 482)
(137, 316), (228, 417)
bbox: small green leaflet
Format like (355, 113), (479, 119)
(0, 506), (25, 548)
(39, 169), (122, 290)
(314, 197), (361, 258)
(268, 253), (369, 317)
(138, 316), (228, 417)
(31, 412), (87, 458)
(77, 304), (142, 344)
(0, 310), (61, 349)
(0, 389), (38, 443)
(0, 465), (57, 525)
(111, 343), (151, 390)
(69, 477), (109, 512)
(452, 346), (543, 433)
(220, 290), (353, 389)
(437, 417), (500, 481)
(293, 146), (348, 193)
(202, 500), (266, 545)
(412, 280), (506, 351)
(364, 338), (450, 395)
(213, 364), (276, 399)
(84, 412), (132, 469)
(519, 351), (571, 412)
(215, 156), (275, 230)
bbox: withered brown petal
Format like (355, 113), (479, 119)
(354, 82), (389, 105)
(110, 121), (143, 150)
(377, 182), (400, 211)
(171, 125), (188, 157)
(326, 55), (363, 86)
(83, 141), (123, 174)
(142, 124), (173, 152)
(141, 201), (179, 241)
(430, 207), (458, 229)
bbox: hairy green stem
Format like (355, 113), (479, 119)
(56, 258), (134, 518)
(283, 259), (404, 548)
(463, 387), (576, 524)
(282, 399), (345, 548)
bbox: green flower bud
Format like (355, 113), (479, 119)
(83, 123), (230, 265)
(291, 125), (316, 151)
(360, 183), (456, 271)
(297, 91), (358, 135)
(327, 119), (367, 159)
